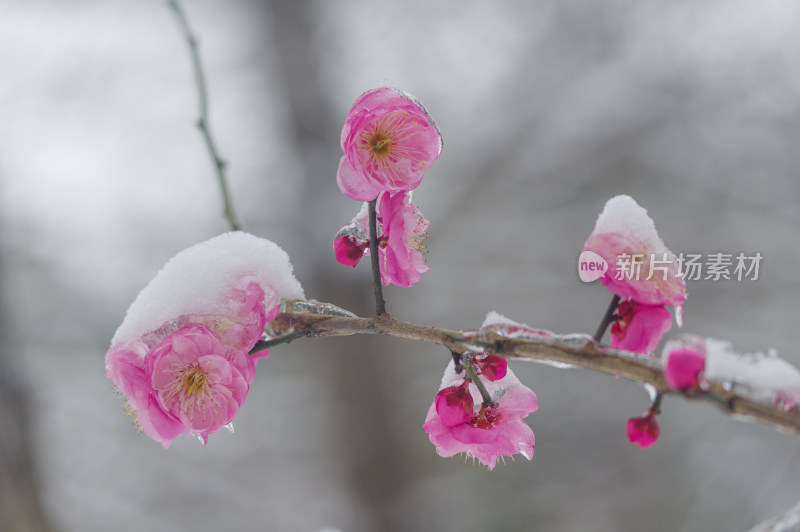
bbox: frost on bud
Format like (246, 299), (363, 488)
(626, 413), (659, 448)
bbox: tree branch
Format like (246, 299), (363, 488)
(268, 302), (800, 436)
(167, 0), (242, 231)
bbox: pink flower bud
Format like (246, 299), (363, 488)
(334, 235), (368, 267)
(664, 347), (706, 390)
(626, 413), (660, 448)
(434, 380), (474, 427)
(474, 354), (508, 381)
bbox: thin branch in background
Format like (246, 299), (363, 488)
(167, 0), (242, 231)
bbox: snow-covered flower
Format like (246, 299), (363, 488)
(610, 300), (673, 354)
(105, 232), (304, 447)
(423, 360), (537, 470)
(333, 192), (430, 287)
(626, 412), (659, 448)
(583, 195), (686, 308)
(337, 87), (442, 201)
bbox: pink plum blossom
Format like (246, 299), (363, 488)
(150, 324), (249, 444)
(106, 281), (276, 447)
(583, 195), (686, 308)
(610, 300), (673, 354)
(337, 87), (442, 201)
(332, 192), (430, 287)
(626, 413), (659, 448)
(108, 324), (249, 447)
(423, 360), (537, 470)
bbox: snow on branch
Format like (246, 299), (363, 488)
(262, 303), (800, 437)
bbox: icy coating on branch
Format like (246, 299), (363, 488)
(112, 232), (304, 344)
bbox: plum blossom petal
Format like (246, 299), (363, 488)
(337, 87), (442, 201)
(377, 191), (430, 287)
(610, 300), (673, 354)
(423, 360), (537, 470)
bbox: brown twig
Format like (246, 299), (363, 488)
(268, 304), (800, 436)
(167, 0), (242, 231)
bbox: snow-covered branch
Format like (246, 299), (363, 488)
(263, 303), (800, 437)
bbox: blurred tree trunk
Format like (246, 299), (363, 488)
(0, 326), (51, 531)
(263, 2), (414, 531)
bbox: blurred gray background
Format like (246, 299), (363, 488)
(1, 1), (799, 531)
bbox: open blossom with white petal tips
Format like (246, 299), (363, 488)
(105, 232), (303, 447)
(333, 192), (430, 287)
(583, 195), (686, 308)
(337, 87), (442, 201)
(423, 360), (538, 470)
(610, 300), (672, 354)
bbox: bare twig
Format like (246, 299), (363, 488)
(593, 293), (620, 342)
(167, 0), (242, 231)
(267, 304), (800, 437)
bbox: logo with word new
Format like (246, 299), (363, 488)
(578, 251), (608, 282)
